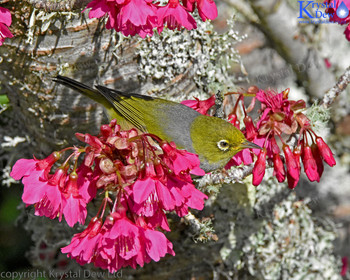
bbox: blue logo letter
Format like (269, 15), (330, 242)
(298, 1), (314, 18)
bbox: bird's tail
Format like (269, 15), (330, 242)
(53, 75), (111, 108)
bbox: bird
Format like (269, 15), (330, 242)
(54, 75), (261, 172)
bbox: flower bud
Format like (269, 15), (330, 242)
(311, 143), (324, 178)
(283, 145), (300, 180)
(244, 116), (257, 139)
(37, 151), (61, 170)
(270, 137), (280, 155)
(49, 167), (68, 188)
(228, 113), (240, 129)
(64, 172), (79, 196)
(252, 149), (267, 186)
(316, 137), (336, 167)
(286, 147), (301, 189)
(100, 124), (112, 138)
(301, 144), (320, 182)
(80, 217), (103, 238)
(273, 153), (285, 183)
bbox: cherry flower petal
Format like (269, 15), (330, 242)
(132, 178), (156, 204)
(181, 95), (215, 115)
(0, 7), (12, 26)
(197, 0), (218, 21)
(157, 0), (197, 32)
(144, 229), (175, 262)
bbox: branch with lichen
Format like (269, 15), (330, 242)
(323, 65), (350, 108)
(196, 164), (254, 189)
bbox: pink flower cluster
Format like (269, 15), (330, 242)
(231, 89), (336, 189)
(182, 88), (336, 189)
(0, 6), (13, 45)
(85, 0), (217, 37)
(11, 119), (207, 272)
(325, 0), (350, 41)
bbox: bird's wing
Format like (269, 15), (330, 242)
(95, 85), (151, 132)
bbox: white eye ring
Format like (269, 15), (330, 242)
(217, 140), (230, 151)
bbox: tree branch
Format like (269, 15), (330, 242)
(239, 0), (335, 98)
(197, 164), (254, 188)
(323, 65), (350, 108)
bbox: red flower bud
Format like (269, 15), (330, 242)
(283, 145), (300, 180)
(243, 116), (257, 139)
(252, 148), (267, 186)
(283, 145), (300, 189)
(36, 151), (61, 170)
(341, 256), (348, 277)
(100, 124), (112, 138)
(293, 147), (301, 172)
(64, 172), (79, 197)
(48, 167), (68, 188)
(270, 137), (280, 154)
(273, 153), (285, 183)
(311, 143), (324, 178)
(301, 144), (320, 182)
(315, 137), (336, 167)
(181, 95), (215, 115)
(228, 113), (240, 129)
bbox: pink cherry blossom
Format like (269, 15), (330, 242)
(11, 153), (61, 205)
(157, 0), (197, 32)
(34, 168), (67, 219)
(85, 0), (112, 18)
(10, 152), (60, 181)
(61, 172), (88, 227)
(113, 0), (158, 38)
(61, 217), (103, 265)
(219, 87), (335, 188)
(197, 0), (218, 21)
(0, 7), (13, 45)
(181, 95), (215, 115)
(161, 141), (205, 176)
(182, 0), (218, 21)
(92, 213), (175, 273)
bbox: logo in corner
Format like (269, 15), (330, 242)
(336, 1), (350, 19)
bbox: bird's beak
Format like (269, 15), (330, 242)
(241, 140), (263, 150)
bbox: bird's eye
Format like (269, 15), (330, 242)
(217, 140), (230, 151)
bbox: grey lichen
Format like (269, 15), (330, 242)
(136, 15), (246, 98)
(305, 101), (331, 134)
(218, 175), (341, 279)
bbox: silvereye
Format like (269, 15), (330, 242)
(54, 75), (260, 172)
